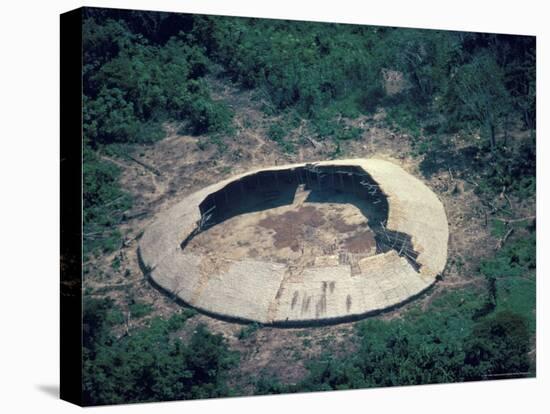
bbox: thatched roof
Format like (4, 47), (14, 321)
(139, 159), (448, 325)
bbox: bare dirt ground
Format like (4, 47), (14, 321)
(187, 185), (377, 266)
(84, 78), (508, 389)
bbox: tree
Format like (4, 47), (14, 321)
(449, 53), (511, 151)
(463, 311), (531, 380)
(386, 29), (460, 103)
(83, 298), (237, 405)
(84, 87), (139, 145)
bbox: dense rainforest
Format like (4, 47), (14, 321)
(81, 8), (536, 405)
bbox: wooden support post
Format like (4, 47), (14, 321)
(223, 187), (229, 204)
(315, 170), (320, 190)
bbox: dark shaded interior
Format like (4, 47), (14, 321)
(181, 164), (420, 270)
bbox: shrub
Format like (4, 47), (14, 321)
(267, 123), (287, 143)
(188, 97), (233, 135)
(83, 148), (132, 255)
(237, 322), (262, 340)
(128, 301), (153, 318)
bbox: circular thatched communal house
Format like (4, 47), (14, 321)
(139, 159), (449, 325)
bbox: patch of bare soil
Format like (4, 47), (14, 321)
(332, 215), (358, 233)
(259, 205), (326, 251)
(341, 230), (377, 253)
